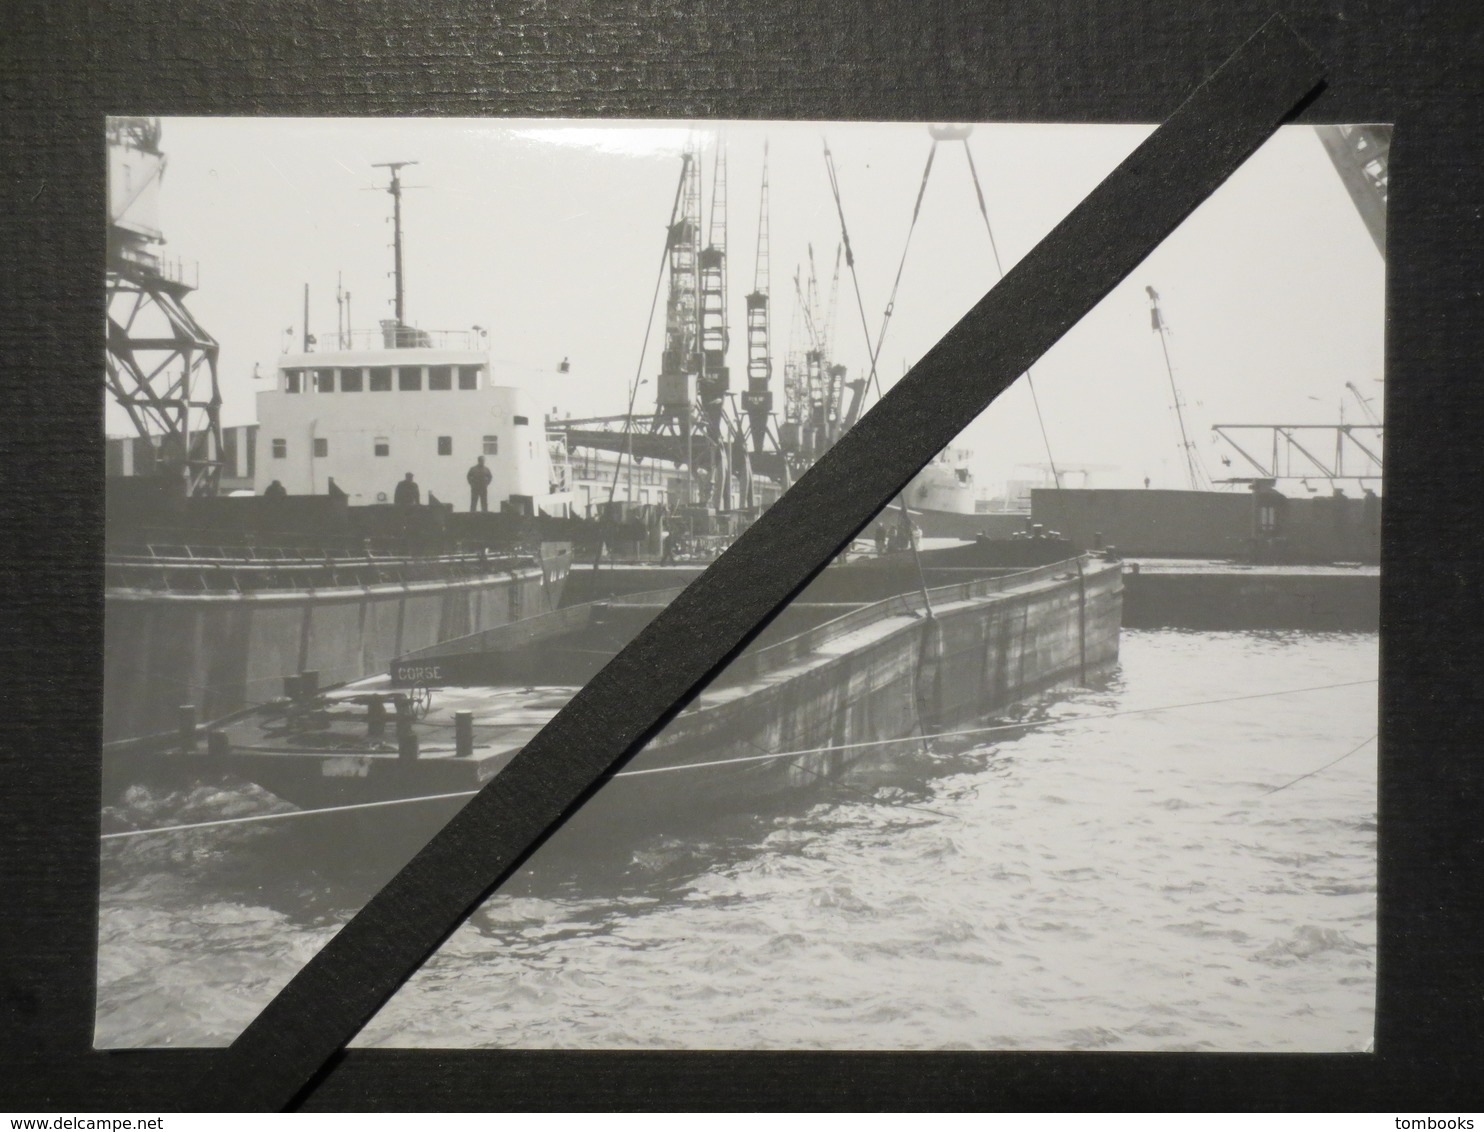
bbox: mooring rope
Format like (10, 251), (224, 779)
(1261, 733), (1377, 796)
(617, 677), (1374, 776)
(99, 789), (481, 840)
(101, 678), (1375, 840)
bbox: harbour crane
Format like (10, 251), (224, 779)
(740, 145), (774, 456)
(1345, 380), (1382, 427)
(105, 117), (224, 496)
(1314, 125), (1389, 259)
(1145, 285), (1211, 491)
(564, 142), (752, 514)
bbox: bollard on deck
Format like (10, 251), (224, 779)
(177, 705), (197, 752)
(455, 711), (474, 758)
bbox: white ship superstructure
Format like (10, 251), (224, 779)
(905, 445), (978, 514)
(255, 329), (572, 517)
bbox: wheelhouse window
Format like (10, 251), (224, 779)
(369, 367), (392, 392)
(283, 369), (302, 394)
(313, 437), (329, 458)
(315, 368), (335, 393)
(339, 367), (364, 392)
(483, 435), (499, 456)
(271, 438), (287, 458)
(513, 415), (529, 426)
(397, 366), (422, 391)
(437, 436), (453, 456)
(457, 365), (481, 390)
(428, 365), (452, 391)
(374, 437), (390, 457)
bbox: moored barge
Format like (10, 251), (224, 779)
(160, 556), (1121, 852)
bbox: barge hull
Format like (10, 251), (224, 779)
(195, 559), (1121, 857)
(591, 560), (1121, 824)
(103, 556), (568, 753)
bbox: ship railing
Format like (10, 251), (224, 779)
(328, 328), (485, 352)
(117, 539), (538, 562)
(392, 585), (685, 667)
(119, 537), (430, 561)
(105, 545), (539, 595)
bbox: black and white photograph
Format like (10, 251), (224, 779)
(99, 116), (1383, 1054)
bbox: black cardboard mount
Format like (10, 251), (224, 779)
(2, 0), (1481, 1113)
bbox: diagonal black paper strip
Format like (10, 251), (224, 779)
(199, 16), (1322, 1111)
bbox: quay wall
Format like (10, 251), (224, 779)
(1031, 488), (1381, 563)
(1122, 569), (1380, 630)
(564, 560), (1378, 632)
(1033, 489), (1249, 557)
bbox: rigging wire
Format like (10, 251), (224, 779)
(101, 678), (1375, 840)
(821, 138), (937, 635)
(595, 149), (692, 568)
(1261, 733), (1376, 796)
(960, 136), (1067, 509)
(823, 138), (936, 406)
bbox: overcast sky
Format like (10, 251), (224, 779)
(122, 118), (1385, 492)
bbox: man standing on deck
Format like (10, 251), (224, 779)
(467, 456), (493, 512)
(394, 472), (420, 508)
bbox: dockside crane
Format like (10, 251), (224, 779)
(741, 145), (774, 456)
(650, 149), (705, 503)
(105, 117), (224, 497)
(698, 144), (731, 445)
(1314, 125), (1389, 259)
(1345, 380), (1382, 427)
(820, 244), (848, 442)
(563, 142), (756, 514)
(1146, 285), (1211, 491)
(779, 270), (809, 463)
(790, 246), (830, 460)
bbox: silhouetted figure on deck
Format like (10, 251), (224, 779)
(661, 528), (677, 566)
(466, 456), (493, 512)
(262, 480), (287, 499)
(393, 472), (420, 508)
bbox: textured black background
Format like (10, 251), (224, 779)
(2, 0), (1480, 1112)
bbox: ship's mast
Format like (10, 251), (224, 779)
(372, 161), (418, 334)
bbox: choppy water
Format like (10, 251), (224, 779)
(97, 629), (1377, 1052)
